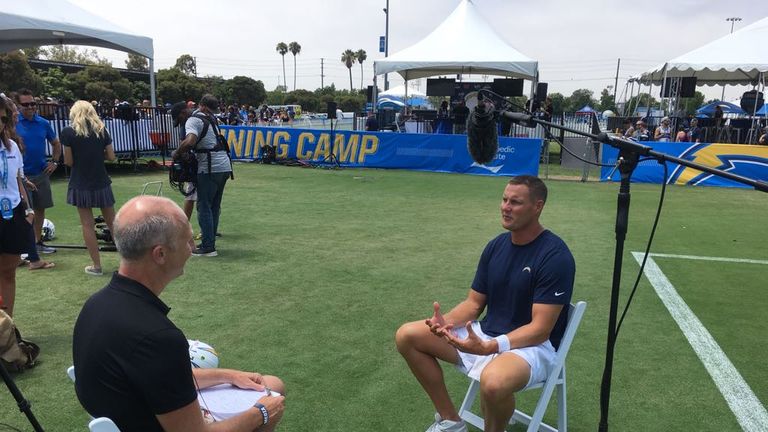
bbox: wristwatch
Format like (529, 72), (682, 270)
(25, 209), (35, 216)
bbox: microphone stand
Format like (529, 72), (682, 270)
(0, 361), (45, 431)
(502, 113), (768, 432)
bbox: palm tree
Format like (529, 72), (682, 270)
(341, 49), (357, 92)
(276, 42), (288, 91)
(288, 42), (301, 91)
(355, 49), (367, 90)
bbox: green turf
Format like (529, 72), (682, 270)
(1, 163), (766, 431)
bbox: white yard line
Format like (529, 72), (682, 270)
(647, 253), (768, 265)
(632, 252), (768, 431)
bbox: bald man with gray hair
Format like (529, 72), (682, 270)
(73, 196), (285, 432)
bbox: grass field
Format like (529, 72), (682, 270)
(1, 162), (766, 431)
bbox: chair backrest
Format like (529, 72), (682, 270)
(67, 366), (123, 432)
(549, 301), (587, 376)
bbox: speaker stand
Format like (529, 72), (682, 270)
(319, 116), (341, 169)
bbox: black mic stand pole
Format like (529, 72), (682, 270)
(0, 361), (45, 431)
(503, 113), (768, 432)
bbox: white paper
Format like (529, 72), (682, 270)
(197, 384), (279, 421)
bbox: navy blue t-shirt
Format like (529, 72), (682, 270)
(472, 230), (575, 350)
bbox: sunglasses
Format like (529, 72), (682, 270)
(20, 102), (37, 107)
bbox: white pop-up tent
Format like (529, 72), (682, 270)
(635, 16), (768, 86)
(379, 84), (427, 98)
(0, 0), (156, 105)
(374, 0), (538, 97)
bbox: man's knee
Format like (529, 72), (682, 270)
(264, 375), (285, 395)
(395, 321), (426, 353)
(479, 358), (530, 403)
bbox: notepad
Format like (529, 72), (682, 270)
(197, 384), (280, 421)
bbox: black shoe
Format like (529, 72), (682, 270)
(192, 247), (218, 257)
(215, 232), (222, 237)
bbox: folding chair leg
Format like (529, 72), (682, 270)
(558, 373), (567, 432)
(458, 380), (485, 430)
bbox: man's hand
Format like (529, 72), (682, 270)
(24, 179), (37, 191)
(43, 161), (57, 175)
(442, 321), (494, 355)
(425, 302), (448, 336)
(230, 371), (266, 391)
(256, 394), (285, 426)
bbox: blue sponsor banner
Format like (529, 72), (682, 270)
(600, 142), (768, 188)
(220, 125), (541, 177)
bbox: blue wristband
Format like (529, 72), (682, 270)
(253, 402), (269, 426)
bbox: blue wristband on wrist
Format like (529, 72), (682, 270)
(253, 402), (269, 426)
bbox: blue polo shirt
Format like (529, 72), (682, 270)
(17, 113), (56, 176)
(472, 230), (575, 349)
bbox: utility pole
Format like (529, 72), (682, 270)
(384, 0), (390, 90)
(613, 58), (620, 105)
(721, 17), (742, 100)
(321, 58), (325, 89)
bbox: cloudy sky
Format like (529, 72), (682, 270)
(67, 0), (768, 102)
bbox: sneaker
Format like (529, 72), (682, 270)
(36, 243), (57, 254)
(425, 414), (468, 432)
(192, 247), (218, 257)
(20, 253), (28, 260)
(84, 265), (103, 276)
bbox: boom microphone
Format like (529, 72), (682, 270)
(466, 103), (536, 164)
(466, 102), (498, 164)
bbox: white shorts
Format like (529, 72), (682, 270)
(453, 321), (557, 389)
(184, 182), (197, 201)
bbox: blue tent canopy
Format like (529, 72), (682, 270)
(755, 104), (767, 116)
(576, 105), (596, 113)
(695, 100), (746, 116)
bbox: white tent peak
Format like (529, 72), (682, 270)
(374, 0), (537, 80)
(0, 0), (153, 58)
(636, 15), (768, 86)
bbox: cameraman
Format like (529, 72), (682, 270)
(177, 95), (232, 257)
(170, 102), (196, 221)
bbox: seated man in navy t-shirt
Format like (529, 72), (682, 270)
(396, 176), (575, 432)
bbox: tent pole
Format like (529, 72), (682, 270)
(149, 58), (157, 107)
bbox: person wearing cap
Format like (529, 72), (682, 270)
(654, 117), (673, 142)
(177, 95), (232, 257)
(632, 120), (650, 141)
(170, 102), (197, 222)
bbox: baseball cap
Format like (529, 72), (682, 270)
(170, 102), (188, 127)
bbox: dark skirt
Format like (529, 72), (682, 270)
(67, 185), (115, 209)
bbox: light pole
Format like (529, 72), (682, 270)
(721, 17), (742, 100)
(383, 1), (390, 90)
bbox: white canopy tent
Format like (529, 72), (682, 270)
(635, 16), (768, 86)
(0, 0), (156, 105)
(373, 0), (538, 103)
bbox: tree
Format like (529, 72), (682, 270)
(547, 92), (565, 115)
(341, 49), (356, 92)
(597, 87), (617, 113)
(20, 47), (44, 59)
(276, 42), (288, 91)
(131, 81), (151, 103)
(625, 93), (658, 116)
(67, 65), (131, 104)
(565, 88), (595, 112)
(226, 76), (267, 106)
(38, 67), (74, 101)
(125, 53), (148, 71)
(681, 91), (706, 116)
(156, 67), (205, 104)
(355, 49), (367, 90)
(288, 42), (301, 91)
(174, 54), (197, 76)
(43, 45), (111, 66)
(0, 52), (43, 93)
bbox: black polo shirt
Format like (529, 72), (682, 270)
(72, 273), (197, 431)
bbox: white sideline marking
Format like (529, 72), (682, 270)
(632, 252), (768, 431)
(647, 253), (768, 265)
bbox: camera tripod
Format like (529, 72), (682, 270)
(1, 358), (45, 431)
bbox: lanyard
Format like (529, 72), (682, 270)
(0, 148), (8, 190)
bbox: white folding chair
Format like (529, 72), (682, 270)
(66, 366), (122, 432)
(457, 301), (587, 432)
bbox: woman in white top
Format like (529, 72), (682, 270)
(654, 117), (673, 142)
(0, 96), (35, 318)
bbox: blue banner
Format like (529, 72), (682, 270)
(220, 126), (541, 177)
(600, 142), (768, 188)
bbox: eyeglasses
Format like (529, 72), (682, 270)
(20, 102), (37, 107)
